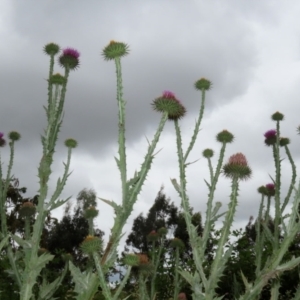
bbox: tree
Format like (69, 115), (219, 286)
(122, 187), (213, 299)
(0, 183), (105, 299)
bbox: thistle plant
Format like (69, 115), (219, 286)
(0, 43), (79, 300)
(1, 41), (300, 300)
(168, 77), (300, 299)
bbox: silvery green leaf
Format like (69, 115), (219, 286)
(11, 234), (32, 249)
(39, 276), (61, 299)
(48, 197), (71, 211)
(203, 179), (211, 189)
(31, 253), (54, 270)
(177, 269), (194, 285)
(275, 256), (300, 273)
(69, 262), (99, 300)
(240, 270), (251, 292)
(99, 198), (122, 217)
(39, 263), (68, 299)
(0, 235), (9, 251)
(171, 178), (181, 194)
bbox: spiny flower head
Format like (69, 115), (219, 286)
(19, 201), (36, 217)
(194, 78), (212, 91)
(44, 43), (60, 56)
(280, 137), (290, 146)
(123, 253), (140, 266)
(264, 129), (277, 146)
(102, 40), (129, 61)
(271, 111), (284, 121)
(170, 237), (185, 250)
(152, 91), (186, 120)
(136, 253), (154, 274)
(157, 227), (167, 236)
(59, 47), (80, 70)
(257, 183), (275, 196)
(264, 129), (276, 139)
(80, 235), (102, 254)
(65, 138), (78, 148)
(147, 230), (159, 242)
(163, 90), (175, 98)
(63, 48), (80, 59)
(216, 130), (234, 143)
(84, 206), (99, 219)
(137, 253), (149, 265)
(9, 131), (21, 141)
(203, 148), (214, 158)
(0, 132), (6, 147)
(266, 183), (275, 196)
(223, 153), (252, 181)
(49, 73), (66, 85)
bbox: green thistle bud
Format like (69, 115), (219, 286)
(84, 206), (99, 219)
(203, 148), (214, 158)
(65, 138), (78, 148)
(80, 235), (102, 254)
(194, 78), (212, 91)
(271, 111), (284, 121)
(9, 131), (21, 141)
(123, 253), (140, 266)
(44, 43), (60, 56)
(170, 238), (185, 250)
(152, 91), (186, 120)
(222, 153), (252, 181)
(216, 130), (234, 143)
(102, 40), (129, 61)
(147, 230), (159, 242)
(49, 73), (66, 85)
(62, 253), (73, 262)
(19, 201), (36, 217)
(157, 227), (167, 236)
(279, 137), (290, 146)
(257, 186), (268, 195)
(258, 184), (275, 196)
(38, 248), (48, 256)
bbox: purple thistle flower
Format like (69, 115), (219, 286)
(266, 183), (275, 190)
(266, 183), (275, 196)
(163, 90), (175, 98)
(63, 48), (80, 59)
(0, 132), (5, 147)
(264, 129), (276, 139)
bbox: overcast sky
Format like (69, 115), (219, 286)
(1, 0), (300, 251)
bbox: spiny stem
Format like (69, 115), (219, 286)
(184, 89), (206, 162)
(201, 142), (226, 259)
(173, 119), (207, 288)
(273, 121), (281, 249)
(281, 144), (297, 213)
(115, 56), (128, 207)
(206, 177), (239, 297)
(255, 195), (265, 277)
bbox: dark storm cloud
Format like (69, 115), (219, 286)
(1, 0), (259, 159)
(2, 0), (300, 240)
